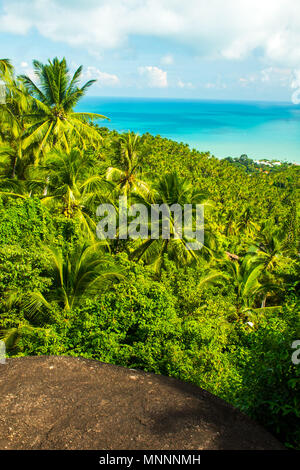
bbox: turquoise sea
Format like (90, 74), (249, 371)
(76, 97), (300, 163)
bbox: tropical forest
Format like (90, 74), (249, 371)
(0, 58), (299, 449)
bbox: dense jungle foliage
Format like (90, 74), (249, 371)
(0, 58), (299, 448)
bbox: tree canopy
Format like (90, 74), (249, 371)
(0, 57), (299, 449)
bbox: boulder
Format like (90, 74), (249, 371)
(0, 356), (284, 450)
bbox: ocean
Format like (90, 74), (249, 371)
(76, 97), (300, 163)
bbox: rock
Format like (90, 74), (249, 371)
(0, 356), (284, 450)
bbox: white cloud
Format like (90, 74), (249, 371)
(204, 77), (227, 89)
(261, 67), (291, 85)
(239, 78), (249, 87)
(259, 67), (299, 101)
(205, 82), (227, 89)
(139, 66), (168, 88)
(290, 69), (300, 104)
(177, 80), (193, 89)
(238, 75), (256, 87)
(204, 83), (216, 89)
(83, 66), (120, 87)
(1, 0), (300, 68)
(19, 66), (36, 81)
(161, 54), (174, 65)
(17, 63), (120, 88)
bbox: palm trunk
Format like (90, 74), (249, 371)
(12, 141), (21, 178)
(43, 177), (49, 196)
(261, 295), (267, 308)
(11, 156), (17, 178)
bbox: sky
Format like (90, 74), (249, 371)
(1, 0), (300, 102)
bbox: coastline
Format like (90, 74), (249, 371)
(77, 97), (300, 164)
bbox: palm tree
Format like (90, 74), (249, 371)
(19, 57), (108, 161)
(251, 222), (293, 271)
(0, 318), (51, 354)
(106, 131), (149, 197)
(130, 172), (212, 273)
(0, 176), (44, 199)
(225, 257), (262, 311)
(41, 148), (112, 239)
(220, 255), (278, 316)
(9, 242), (123, 314)
(0, 59), (13, 76)
(236, 206), (259, 237)
(0, 61), (33, 178)
(1, 242), (123, 351)
(245, 222), (296, 308)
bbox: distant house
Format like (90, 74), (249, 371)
(254, 160), (281, 167)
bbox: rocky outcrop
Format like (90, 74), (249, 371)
(0, 356), (284, 450)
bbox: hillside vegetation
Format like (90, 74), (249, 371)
(0, 58), (299, 448)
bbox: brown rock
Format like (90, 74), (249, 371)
(0, 356), (284, 450)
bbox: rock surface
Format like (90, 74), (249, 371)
(0, 356), (284, 450)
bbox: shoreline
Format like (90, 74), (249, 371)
(97, 125), (299, 165)
(77, 97), (300, 165)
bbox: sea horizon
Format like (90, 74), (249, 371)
(83, 95), (293, 104)
(76, 96), (300, 164)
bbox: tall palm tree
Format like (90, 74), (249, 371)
(41, 148), (112, 239)
(246, 223), (296, 307)
(221, 255), (278, 315)
(0, 59), (13, 76)
(106, 131), (149, 197)
(224, 256), (263, 311)
(0, 61), (32, 178)
(1, 242), (123, 351)
(236, 206), (259, 237)
(0, 176), (44, 200)
(130, 172), (212, 273)
(251, 222), (293, 271)
(0, 318), (51, 354)
(9, 242), (123, 314)
(19, 57), (108, 161)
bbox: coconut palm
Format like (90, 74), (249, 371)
(0, 61), (33, 178)
(19, 57), (108, 161)
(0, 176), (44, 199)
(250, 222), (293, 271)
(220, 255), (279, 316)
(41, 148), (112, 239)
(106, 131), (150, 197)
(225, 257), (262, 310)
(236, 206), (259, 237)
(130, 172), (212, 273)
(0, 59), (13, 76)
(0, 320), (51, 353)
(9, 242), (123, 315)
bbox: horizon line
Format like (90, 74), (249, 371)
(83, 95), (295, 105)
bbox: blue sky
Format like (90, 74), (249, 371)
(1, 0), (300, 102)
